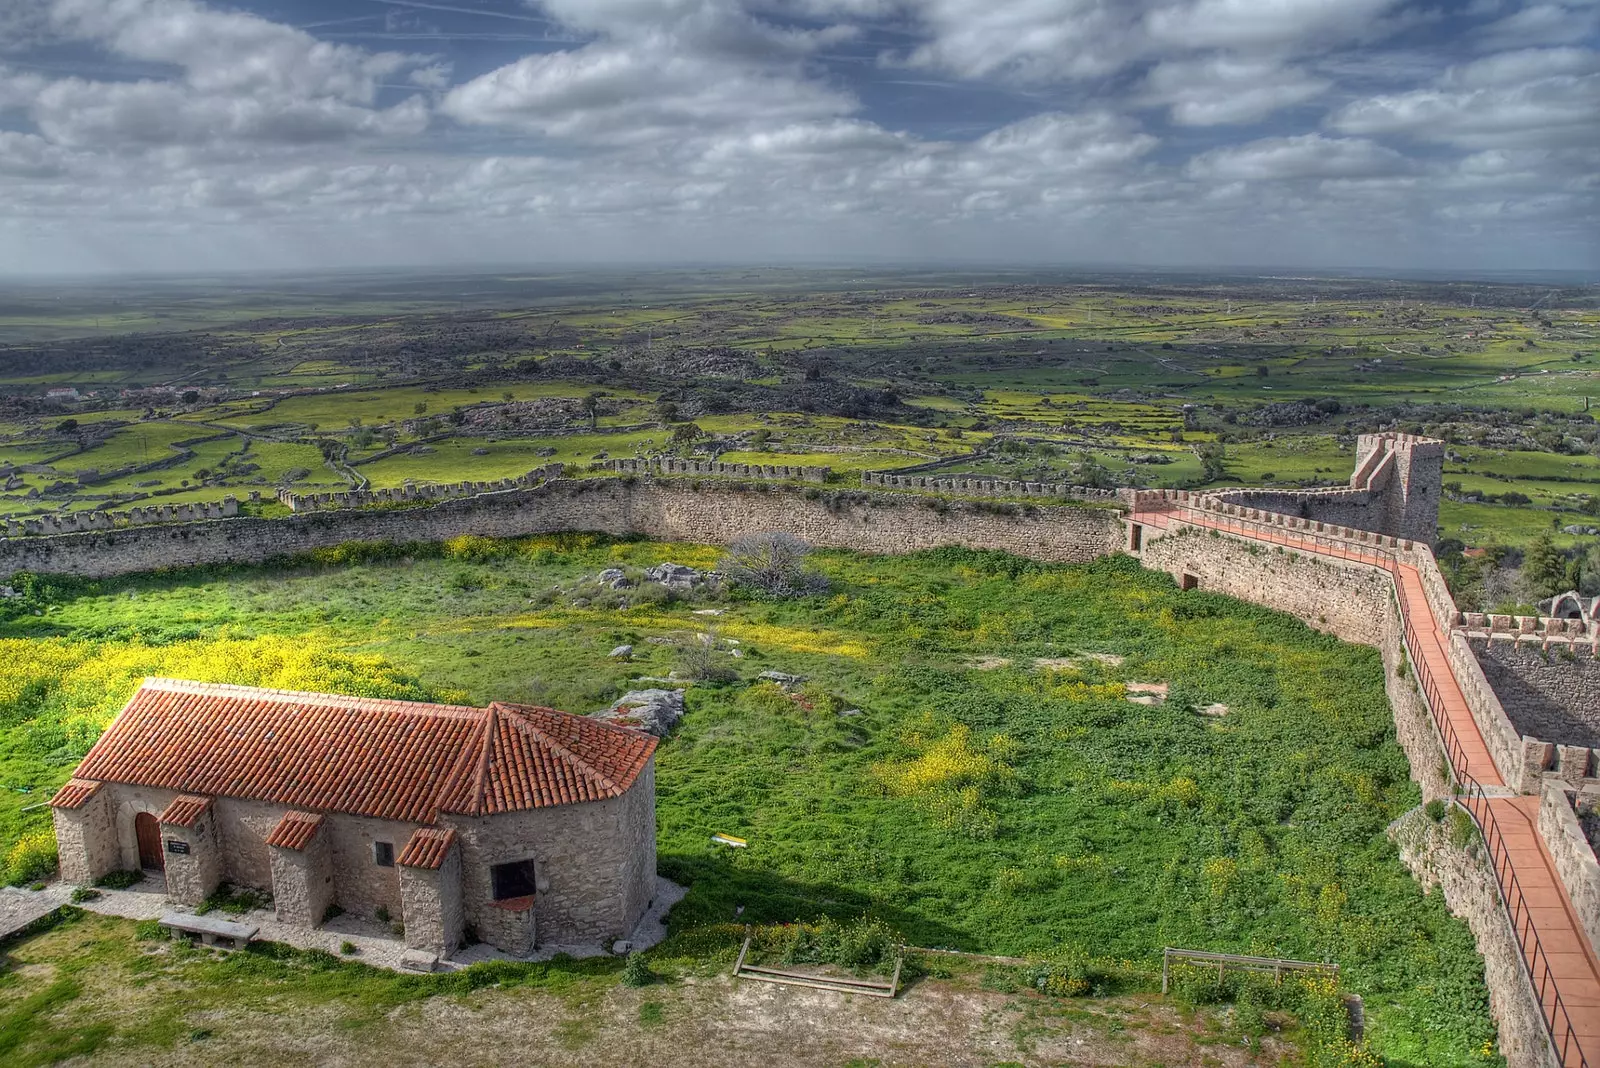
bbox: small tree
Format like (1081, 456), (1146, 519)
(583, 392), (602, 429)
(1524, 533), (1574, 597)
(721, 532), (827, 598)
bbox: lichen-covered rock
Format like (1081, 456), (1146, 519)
(600, 689), (685, 736)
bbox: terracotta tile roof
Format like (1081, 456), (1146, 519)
(71, 679), (658, 824)
(158, 794), (213, 827)
(397, 828), (457, 870)
(49, 778), (102, 809)
(265, 811), (324, 851)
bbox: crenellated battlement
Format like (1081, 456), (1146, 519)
(2, 496), (240, 538)
(861, 471), (1120, 501)
(605, 457), (829, 482)
(277, 465), (562, 513)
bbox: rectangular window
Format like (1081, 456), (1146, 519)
(491, 858), (538, 901)
(374, 841), (394, 867)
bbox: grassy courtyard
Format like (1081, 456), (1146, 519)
(0, 536), (1497, 1065)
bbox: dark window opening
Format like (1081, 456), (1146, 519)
(374, 841), (394, 867)
(1129, 524), (1143, 551)
(491, 858), (538, 901)
(1180, 573), (1199, 591)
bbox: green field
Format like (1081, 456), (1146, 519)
(0, 536), (1497, 1064)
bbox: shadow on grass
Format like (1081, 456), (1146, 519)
(658, 851), (969, 951)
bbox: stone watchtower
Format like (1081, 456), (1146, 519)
(1350, 433), (1444, 544)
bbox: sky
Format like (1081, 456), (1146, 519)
(0, 0), (1596, 276)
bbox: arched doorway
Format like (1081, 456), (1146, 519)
(135, 812), (164, 871)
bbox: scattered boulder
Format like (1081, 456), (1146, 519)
(645, 562), (701, 589)
(1200, 703), (1230, 717)
(600, 689), (685, 736)
(1126, 681), (1168, 706)
(609, 644), (634, 659)
(757, 670), (807, 689)
(596, 567), (633, 590)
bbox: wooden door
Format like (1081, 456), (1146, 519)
(135, 812), (164, 871)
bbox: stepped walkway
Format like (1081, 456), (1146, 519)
(1132, 504), (1600, 1068)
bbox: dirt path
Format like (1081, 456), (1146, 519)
(129, 975), (1292, 1068)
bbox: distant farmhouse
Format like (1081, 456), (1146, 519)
(50, 679), (658, 958)
(43, 386), (80, 402)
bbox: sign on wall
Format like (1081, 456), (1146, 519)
(166, 839), (190, 855)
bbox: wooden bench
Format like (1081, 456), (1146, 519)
(158, 911), (258, 950)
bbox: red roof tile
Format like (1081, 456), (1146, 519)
(265, 811), (324, 851)
(397, 828), (457, 869)
(158, 794), (213, 827)
(49, 778), (102, 810)
(71, 679), (658, 824)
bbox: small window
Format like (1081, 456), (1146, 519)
(491, 858), (538, 901)
(374, 841), (394, 867)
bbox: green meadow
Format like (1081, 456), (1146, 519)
(0, 536), (1496, 1065)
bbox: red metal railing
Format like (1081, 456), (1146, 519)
(1143, 506), (1591, 1068)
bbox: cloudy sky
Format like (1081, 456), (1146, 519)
(0, 0), (1596, 275)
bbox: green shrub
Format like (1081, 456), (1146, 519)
(95, 870), (142, 890)
(1449, 806), (1478, 848)
(69, 886), (101, 903)
(1424, 799), (1447, 822)
(620, 953), (656, 987)
(340, 941), (358, 955)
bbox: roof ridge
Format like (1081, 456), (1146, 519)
(494, 705), (621, 794)
(138, 677), (484, 718)
(468, 703), (497, 816)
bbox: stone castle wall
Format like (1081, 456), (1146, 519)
(606, 457), (829, 483)
(279, 465), (562, 513)
(3, 496), (238, 539)
(1467, 635), (1600, 753)
(860, 470), (1120, 503)
(0, 478), (1126, 578)
(1538, 783), (1600, 956)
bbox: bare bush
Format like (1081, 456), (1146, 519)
(721, 532), (828, 597)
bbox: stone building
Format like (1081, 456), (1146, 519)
(50, 678), (658, 959)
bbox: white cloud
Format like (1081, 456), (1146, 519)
(442, 36), (853, 143)
(0, 130), (68, 178)
(1332, 53), (1600, 149)
(33, 77), (431, 147)
(1142, 56), (1331, 124)
(1474, 2), (1600, 50)
(50, 0), (429, 104)
(1142, 0), (1403, 52)
(1186, 133), (1412, 180)
(0, 0), (1593, 273)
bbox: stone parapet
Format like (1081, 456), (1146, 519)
(606, 457), (829, 482)
(278, 465), (562, 513)
(859, 470), (1119, 502)
(2, 496), (237, 540)
(0, 478), (1126, 579)
(1538, 783), (1600, 955)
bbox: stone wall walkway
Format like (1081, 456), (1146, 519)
(1133, 505), (1599, 1067)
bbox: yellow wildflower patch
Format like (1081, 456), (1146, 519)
(718, 621), (870, 658)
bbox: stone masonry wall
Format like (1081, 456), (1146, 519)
(0, 478), (1126, 578)
(443, 760), (657, 948)
(1394, 807), (1561, 1068)
(51, 791), (118, 884)
(160, 808), (222, 906)
(269, 828), (334, 928)
(399, 845), (464, 956)
(1469, 636), (1600, 750)
(1538, 783), (1600, 955)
